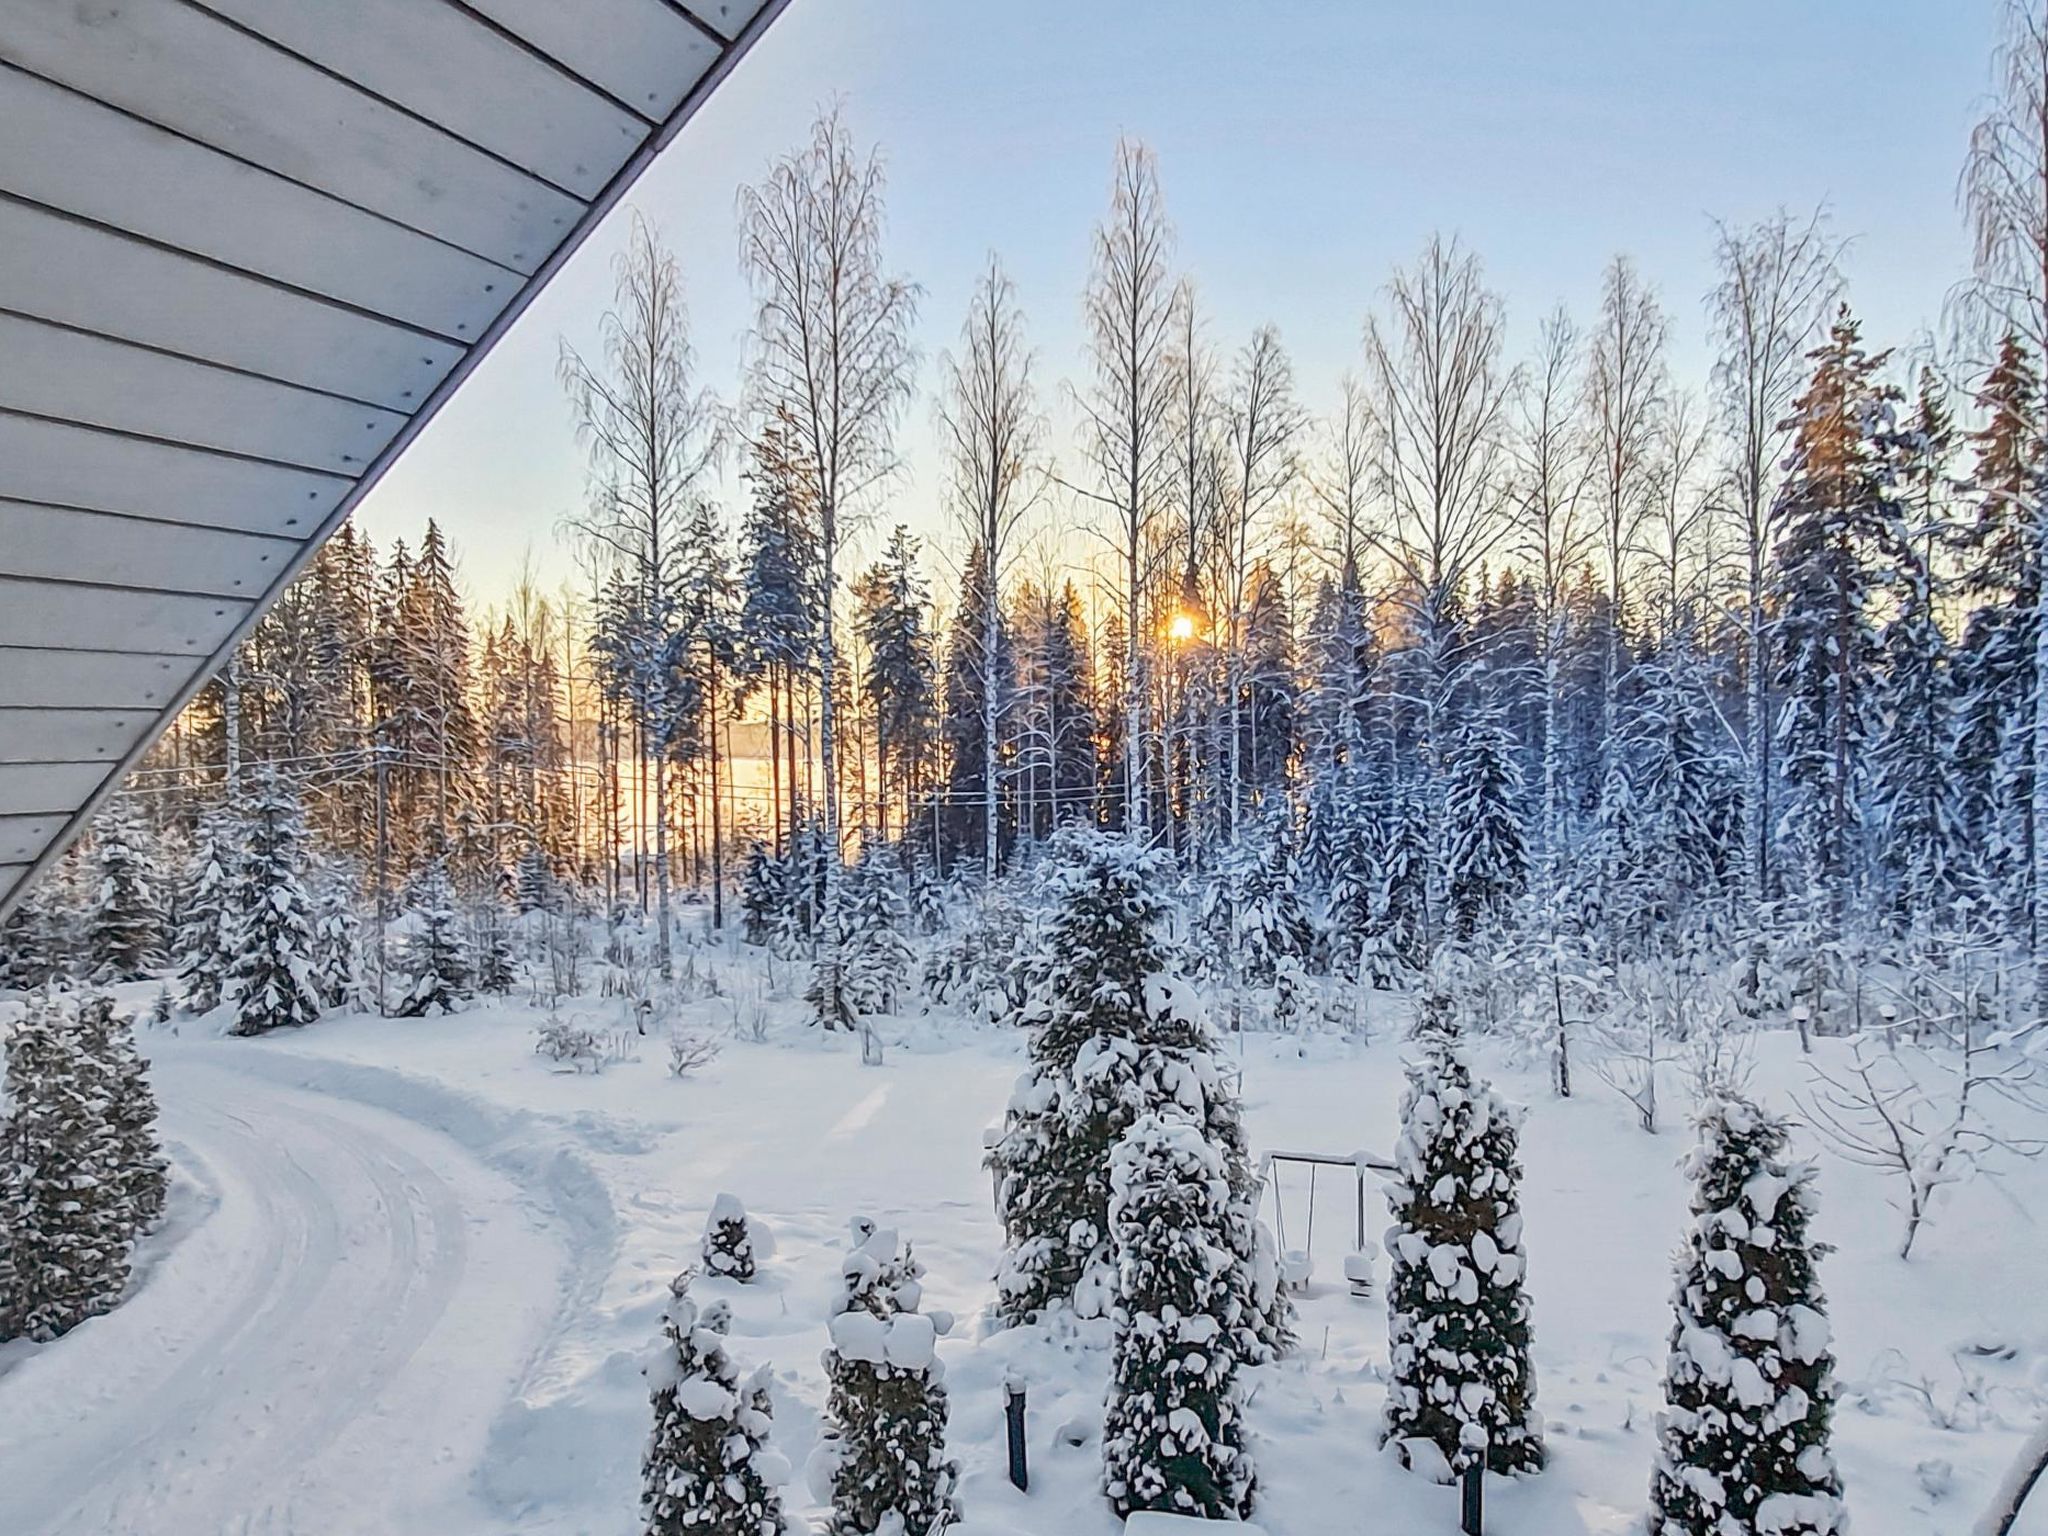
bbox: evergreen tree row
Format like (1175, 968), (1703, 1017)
(0, 990), (167, 1343)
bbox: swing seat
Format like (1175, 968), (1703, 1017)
(1344, 1242), (1377, 1297)
(1279, 1248), (1314, 1291)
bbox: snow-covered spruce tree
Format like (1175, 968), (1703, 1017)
(989, 829), (1287, 1357)
(641, 1270), (790, 1536)
(0, 991), (129, 1341)
(472, 891), (517, 995)
(842, 851), (914, 1017)
(1, 876), (67, 992)
(1206, 820), (1317, 988)
(308, 858), (363, 1013)
(815, 1221), (958, 1536)
(1382, 998), (1543, 1479)
(88, 800), (164, 983)
(175, 807), (238, 1014)
(738, 842), (782, 947)
(804, 925), (859, 1034)
(226, 776), (324, 1037)
(1443, 699), (1529, 944)
(1649, 1096), (1841, 1536)
(702, 1193), (758, 1282)
(1102, 1112), (1257, 1522)
(397, 856), (472, 1017)
(77, 991), (168, 1234)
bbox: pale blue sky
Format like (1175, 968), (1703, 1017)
(357, 0), (2003, 606)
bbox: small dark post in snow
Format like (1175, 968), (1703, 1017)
(1460, 1462), (1484, 1536)
(1003, 1377), (1028, 1492)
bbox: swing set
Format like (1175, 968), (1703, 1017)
(1259, 1147), (1396, 1297)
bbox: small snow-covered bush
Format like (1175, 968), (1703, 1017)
(1102, 1111), (1256, 1522)
(641, 1270), (790, 1536)
(534, 1015), (627, 1073)
(1381, 1004), (1542, 1479)
(1649, 1094), (1842, 1536)
(701, 1193), (757, 1282)
(668, 1029), (721, 1079)
(812, 1220), (958, 1536)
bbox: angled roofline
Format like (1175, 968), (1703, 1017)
(0, 0), (794, 925)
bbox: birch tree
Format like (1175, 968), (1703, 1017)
(1707, 209), (1841, 905)
(938, 255), (1042, 882)
(1070, 139), (1177, 833)
(738, 108), (919, 1025)
(1363, 235), (1517, 948)
(560, 213), (721, 979)
(1586, 255), (1668, 757)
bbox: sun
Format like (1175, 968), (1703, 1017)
(1167, 612), (1196, 642)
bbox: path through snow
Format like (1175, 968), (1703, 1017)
(0, 1050), (567, 1536)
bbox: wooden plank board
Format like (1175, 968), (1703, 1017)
(0, 199), (463, 411)
(0, 412), (352, 539)
(0, 815), (66, 864)
(197, 0), (645, 196)
(0, 315), (408, 474)
(464, 0), (718, 116)
(0, 709), (158, 765)
(0, 651), (189, 711)
(0, 0), (582, 270)
(0, 763), (110, 818)
(0, 577), (252, 657)
(0, 67), (513, 338)
(0, 864), (23, 904)
(0, 501), (298, 598)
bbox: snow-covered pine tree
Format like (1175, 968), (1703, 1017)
(641, 1270), (790, 1536)
(1220, 817), (1317, 987)
(702, 1193), (758, 1282)
(1373, 784), (1430, 979)
(88, 800), (164, 983)
(738, 842), (781, 947)
(842, 850), (914, 1017)
(815, 1221), (958, 1536)
(0, 991), (129, 1340)
(175, 807), (239, 1014)
(1382, 999), (1543, 1479)
(1871, 376), (1962, 941)
(856, 525), (939, 841)
(226, 776), (324, 1037)
(1102, 1111), (1257, 1522)
(397, 855), (472, 1017)
(989, 828), (1282, 1354)
(1649, 1095), (1842, 1536)
(1443, 697), (1529, 943)
(1951, 333), (2041, 936)
(77, 991), (167, 1233)
(1770, 306), (1896, 935)
(308, 858), (363, 1013)
(1322, 801), (1379, 982)
(1, 874), (68, 992)
(472, 889), (517, 995)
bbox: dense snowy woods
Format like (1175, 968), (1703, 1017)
(18, 12), (2048, 1064)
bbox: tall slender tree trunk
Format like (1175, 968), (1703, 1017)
(984, 590), (1000, 882)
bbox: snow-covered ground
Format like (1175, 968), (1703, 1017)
(2, 964), (2044, 1536)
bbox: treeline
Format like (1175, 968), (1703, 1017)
(11, 5), (2048, 1021)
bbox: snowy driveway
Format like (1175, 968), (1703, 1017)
(0, 1051), (565, 1536)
